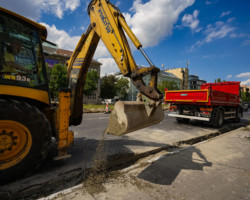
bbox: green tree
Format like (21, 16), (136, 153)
(84, 70), (99, 96)
(158, 80), (179, 94)
(49, 64), (67, 99)
(215, 78), (221, 83)
(45, 63), (52, 82)
(115, 77), (129, 99)
(100, 75), (117, 99)
(242, 91), (250, 102)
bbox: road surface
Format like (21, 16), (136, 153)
(1, 110), (249, 199)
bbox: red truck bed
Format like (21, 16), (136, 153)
(165, 82), (240, 107)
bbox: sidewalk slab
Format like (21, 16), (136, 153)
(136, 126), (250, 200)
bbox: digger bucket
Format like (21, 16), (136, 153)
(105, 101), (164, 136)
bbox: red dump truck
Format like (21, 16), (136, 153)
(165, 82), (243, 127)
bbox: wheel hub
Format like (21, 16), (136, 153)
(0, 120), (32, 170)
(0, 130), (18, 153)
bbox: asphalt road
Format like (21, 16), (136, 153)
(1, 110), (249, 199)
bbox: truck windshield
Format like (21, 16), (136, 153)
(0, 11), (47, 89)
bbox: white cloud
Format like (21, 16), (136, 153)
(204, 22), (236, 43)
(242, 40), (250, 46)
(182, 10), (201, 33)
(98, 58), (119, 77)
(123, 0), (195, 48)
(40, 23), (80, 50)
(236, 72), (250, 78)
(226, 75), (232, 79)
(220, 11), (231, 18)
(241, 79), (250, 86)
(205, 0), (218, 5)
(236, 73), (250, 86)
(115, 1), (122, 7)
(189, 21), (236, 51)
(0, 0), (80, 20)
(227, 17), (236, 23)
(94, 41), (111, 59)
(230, 33), (248, 38)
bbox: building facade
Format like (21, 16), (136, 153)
(241, 84), (250, 93)
(115, 70), (181, 101)
(188, 75), (207, 90)
(83, 61), (102, 104)
(165, 68), (189, 89)
(158, 71), (182, 89)
(42, 41), (102, 104)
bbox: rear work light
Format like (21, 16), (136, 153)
(170, 105), (178, 109)
(170, 105), (178, 111)
(200, 107), (213, 112)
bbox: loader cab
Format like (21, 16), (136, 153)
(0, 7), (50, 105)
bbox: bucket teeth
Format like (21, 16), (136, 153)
(105, 101), (164, 136)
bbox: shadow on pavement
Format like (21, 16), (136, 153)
(137, 146), (212, 185)
(0, 137), (168, 200)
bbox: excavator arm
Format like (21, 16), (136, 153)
(67, 0), (164, 135)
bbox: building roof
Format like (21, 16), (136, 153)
(189, 74), (206, 82)
(189, 75), (199, 78)
(56, 49), (73, 57)
(42, 44), (101, 65)
(160, 71), (179, 79)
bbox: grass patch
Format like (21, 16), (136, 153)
(84, 104), (114, 109)
(83, 104), (114, 113)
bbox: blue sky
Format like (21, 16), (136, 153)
(1, 0), (250, 85)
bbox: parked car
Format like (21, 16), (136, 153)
(242, 103), (249, 112)
(102, 99), (116, 104)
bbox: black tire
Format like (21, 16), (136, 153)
(176, 118), (190, 123)
(213, 109), (224, 128)
(0, 99), (51, 183)
(234, 107), (241, 123)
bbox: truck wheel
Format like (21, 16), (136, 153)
(234, 107), (241, 123)
(0, 99), (51, 183)
(176, 118), (190, 123)
(213, 109), (224, 128)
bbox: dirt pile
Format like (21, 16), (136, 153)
(83, 133), (108, 195)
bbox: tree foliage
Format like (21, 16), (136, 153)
(100, 75), (117, 99)
(214, 78), (226, 83)
(242, 91), (250, 102)
(158, 80), (179, 94)
(100, 75), (129, 99)
(45, 63), (52, 82)
(214, 78), (221, 83)
(84, 70), (99, 96)
(49, 64), (67, 98)
(115, 77), (129, 99)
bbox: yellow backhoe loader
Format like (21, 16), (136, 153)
(0, 0), (164, 183)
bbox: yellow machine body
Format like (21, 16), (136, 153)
(0, 0), (163, 182)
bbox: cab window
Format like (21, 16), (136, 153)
(0, 11), (47, 89)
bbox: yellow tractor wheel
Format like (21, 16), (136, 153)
(0, 120), (32, 170)
(0, 99), (51, 183)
